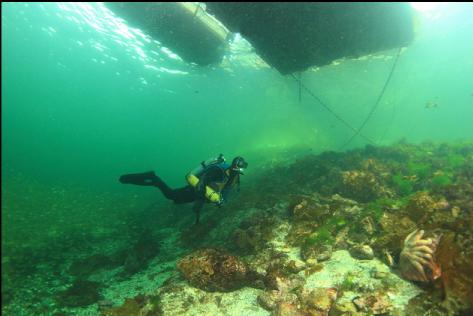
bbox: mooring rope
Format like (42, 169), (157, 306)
(340, 47), (403, 149)
(291, 73), (376, 145)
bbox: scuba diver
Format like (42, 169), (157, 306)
(119, 155), (248, 224)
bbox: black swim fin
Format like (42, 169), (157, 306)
(119, 171), (159, 186)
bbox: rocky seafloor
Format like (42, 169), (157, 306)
(2, 141), (473, 315)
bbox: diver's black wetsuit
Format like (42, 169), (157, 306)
(119, 165), (236, 224)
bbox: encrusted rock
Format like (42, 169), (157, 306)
(176, 248), (248, 292)
(436, 231), (473, 308)
(361, 216), (375, 235)
(302, 244), (333, 262)
(286, 260), (306, 274)
(302, 288), (338, 314)
(55, 279), (102, 308)
(451, 206), (460, 218)
(349, 245), (374, 260)
(352, 294), (393, 314)
(339, 170), (390, 203)
(258, 276), (305, 313)
(374, 213), (416, 254)
(257, 290), (279, 311)
(371, 269), (389, 280)
(291, 197), (330, 222)
(329, 300), (360, 316)
(232, 213), (277, 254)
(275, 275), (306, 295)
(275, 302), (304, 316)
(381, 249), (394, 267)
(404, 191), (436, 223)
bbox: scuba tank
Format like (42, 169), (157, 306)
(189, 153), (226, 176)
(186, 154), (226, 203)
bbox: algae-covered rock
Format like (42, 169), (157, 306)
(274, 302), (304, 316)
(291, 197), (331, 222)
(404, 191), (436, 223)
(436, 231), (473, 310)
(373, 213), (416, 255)
(231, 213), (277, 254)
(349, 244), (374, 260)
(123, 229), (160, 276)
(101, 294), (163, 316)
(258, 274), (305, 312)
(301, 244), (333, 262)
(339, 170), (391, 203)
(404, 292), (450, 316)
(301, 287), (338, 314)
(177, 248), (249, 292)
(55, 279), (102, 308)
(157, 282), (268, 316)
(68, 253), (122, 277)
(257, 290), (279, 311)
(287, 221), (320, 247)
(352, 293), (393, 314)
(329, 299), (360, 316)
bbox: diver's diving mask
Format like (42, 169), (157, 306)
(232, 157), (248, 174)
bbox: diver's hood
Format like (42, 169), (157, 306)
(231, 156), (248, 174)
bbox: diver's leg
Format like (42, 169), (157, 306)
(151, 175), (197, 203)
(120, 172), (197, 203)
(153, 177), (183, 201)
(119, 171), (159, 186)
(167, 186), (198, 204)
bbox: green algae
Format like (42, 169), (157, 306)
(339, 271), (358, 292)
(392, 174), (414, 196)
(305, 227), (334, 247)
(407, 162), (431, 178)
(446, 154), (465, 169)
(431, 174), (453, 187)
(326, 216), (347, 228)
